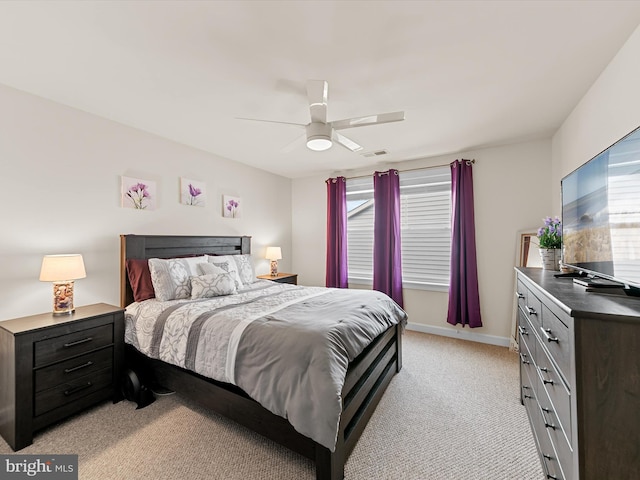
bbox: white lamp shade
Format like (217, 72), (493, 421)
(39, 254), (86, 282)
(265, 247), (282, 261)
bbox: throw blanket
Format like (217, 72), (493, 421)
(125, 281), (407, 451)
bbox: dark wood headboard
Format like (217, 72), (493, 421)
(120, 234), (252, 308)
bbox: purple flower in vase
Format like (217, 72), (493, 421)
(537, 216), (562, 249)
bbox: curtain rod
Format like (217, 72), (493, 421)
(333, 158), (476, 181)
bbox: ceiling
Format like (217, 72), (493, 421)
(1, 1), (639, 179)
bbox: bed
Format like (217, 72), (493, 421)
(120, 234), (405, 480)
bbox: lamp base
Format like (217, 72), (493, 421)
(52, 280), (75, 315)
(270, 260), (278, 277)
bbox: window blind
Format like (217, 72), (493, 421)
(345, 166), (451, 289)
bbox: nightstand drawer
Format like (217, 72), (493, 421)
(276, 275), (297, 284)
(35, 347), (113, 393)
(257, 273), (298, 285)
(34, 367), (113, 417)
(34, 324), (113, 367)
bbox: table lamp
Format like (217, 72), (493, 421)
(39, 254), (86, 315)
(265, 247), (282, 277)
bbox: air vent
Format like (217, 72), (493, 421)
(361, 149), (389, 158)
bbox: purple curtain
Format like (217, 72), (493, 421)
(447, 160), (482, 327)
(325, 177), (348, 288)
(373, 169), (404, 308)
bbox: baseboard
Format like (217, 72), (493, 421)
(406, 322), (510, 347)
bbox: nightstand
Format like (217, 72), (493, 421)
(257, 273), (298, 285)
(0, 303), (124, 451)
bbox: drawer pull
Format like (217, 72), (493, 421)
(63, 337), (93, 348)
(543, 378), (554, 385)
(64, 382), (93, 396)
(516, 292), (525, 299)
(524, 394), (533, 399)
(543, 454), (553, 461)
(541, 327), (559, 343)
(526, 306), (537, 316)
(518, 325), (529, 336)
(519, 353), (530, 365)
(546, 475), (559, 480)
(64, 361), (93, 373)
(541, 406), (556, 429)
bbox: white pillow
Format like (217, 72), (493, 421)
(233, 254), (257, 284)
(205, 255), (244, 289)
(148, 256), (207, 301)
(191, 273), (237, 299)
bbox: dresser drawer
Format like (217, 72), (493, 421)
(34, 324), (113, 367)
(34, 367), (113, 417)
(530, 399), (565, 480)
(540, 305), (570, 384)
(34, 347), (113, 393)
(516, 279), (527, 312)
(522, 286), (543, 332)
(517, 309), (535, 350)
(536, 344), (571, 444)
(519, 326), (536, 383)
(540, 400), (573, 480)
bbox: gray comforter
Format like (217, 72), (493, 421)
(125, 281), (407, 451)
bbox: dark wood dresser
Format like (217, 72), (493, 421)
(515, 267), (640, 480)
(0, 303), (124, 450)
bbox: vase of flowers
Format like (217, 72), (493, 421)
(538, 216), (562, 270)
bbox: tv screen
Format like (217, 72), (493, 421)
(561, 126), (640, 289)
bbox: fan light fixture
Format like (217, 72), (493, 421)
(307, 136), (332, 151)
(239, 80), (405, 153)
(306, 122), (333, 151)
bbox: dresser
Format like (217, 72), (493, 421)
(0, 303), (124, 451)
(515, 268), (640, 480)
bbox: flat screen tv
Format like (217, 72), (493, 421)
(561, 125), (640, 294)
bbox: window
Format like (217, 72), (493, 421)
(346, 166), (451, 290)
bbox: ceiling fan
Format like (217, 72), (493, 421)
(239, 80), (405, 152)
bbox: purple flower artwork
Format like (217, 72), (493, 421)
(223, 195), (241, 218)
(180, 178), (206, 207)
(122, 176), (156, 210)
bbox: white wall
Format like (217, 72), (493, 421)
(552, 25), (640, 205)
(294, 23), (640, 347)
(0, 84), (292, 321)
(292, 139), (553, 345)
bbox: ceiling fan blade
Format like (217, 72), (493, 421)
(281, 133), (306, 153)
(306, 80), (328, 124)
(236, 117), (306, 127)
(331, 111), (405, 130)
(334, 131), (363, 152)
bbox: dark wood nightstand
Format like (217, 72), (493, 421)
(0, 303), (124, 451)
(257, 273), (298, 285)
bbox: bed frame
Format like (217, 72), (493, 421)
(120, 234), (403, 480)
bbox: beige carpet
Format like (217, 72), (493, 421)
(0, 331), (543, 479)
